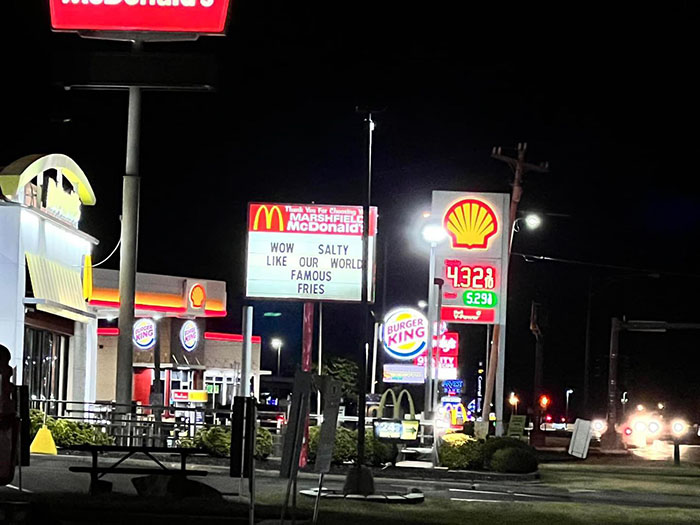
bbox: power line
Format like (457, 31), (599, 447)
(513, 251), (700, 279)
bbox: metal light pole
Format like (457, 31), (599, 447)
(424, 241), (437, 416)
(115, 41), (143, 413)
(421, 223), (447, 418)
(271, 338), (283, 377)
(343, 108), (379, 496)
(565, 388), (574, 422)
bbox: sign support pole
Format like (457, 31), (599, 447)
(317, 304), (323, 422)
(240, 306), (253, 397)
(300, 302), (314, 467)
(370, 322), (379, 394)
(116, 40), (143, 413)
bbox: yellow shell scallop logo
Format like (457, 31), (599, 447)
(443, 198), (498, 249)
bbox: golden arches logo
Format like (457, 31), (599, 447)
(252, 205), (284, 232)
(378, 388), (416, 420)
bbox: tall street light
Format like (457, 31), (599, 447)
(421, 220), (447, 417)
(510, 212), (542, 248)
(509, 392), (519, 415)
(271, 338), (283, 376)
(565, 388), (574, 422)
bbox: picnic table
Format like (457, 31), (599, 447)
(67, 445), (208, 494)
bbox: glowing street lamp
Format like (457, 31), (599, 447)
(508, 392), (519, 415)
(524, 213), (542, 229)
(510, 212), (542, 246)
(271, 338), (283, 376)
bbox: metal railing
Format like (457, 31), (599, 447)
(29, 399), (233, 448)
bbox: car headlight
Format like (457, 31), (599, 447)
(633, 421), (647, 434)
(671, 419), (689, 437)
(647, 420), (661, 435)
(592, 419), (606, 433)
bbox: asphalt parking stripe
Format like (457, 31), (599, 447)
(450, 497), (502, 503)
(449, 488), (507, 495)
(6, 485), (33, 493)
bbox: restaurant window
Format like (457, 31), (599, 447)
(23, 326), (69, 415)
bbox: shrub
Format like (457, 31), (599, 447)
(194, 426), (231, 457)
(255, 427), (273, 460)
(364, 428), (397, 466)
(490, 447), (538, 473)
(307, 425), (321, 462)
(332, 426), (358, 463)
(481, 436), (532, 468)
(438, 434), (484, 470)
(30, 410), (113, 446)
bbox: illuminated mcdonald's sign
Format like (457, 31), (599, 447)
(252, 204), (285, 232)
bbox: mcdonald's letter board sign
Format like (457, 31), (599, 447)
(431, 191), (510, 324)
(246, 202), (378, 302)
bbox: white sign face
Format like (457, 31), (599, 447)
(133, 318), (156, 350)
(179, 320), (199, 352)
(381, 308), (428, 360)
(382, 364), (425, 384)
(246, 203), (377, 302)
(431, 191), (510, 324)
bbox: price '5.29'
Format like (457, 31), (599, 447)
(463, 290), (498, 307)
(444, 260), (496, 289)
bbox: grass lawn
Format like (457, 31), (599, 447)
(539, 462), (700, 497)
(256, 491), (700, 524)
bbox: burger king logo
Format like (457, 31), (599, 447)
(180, 320), (199, 352)
(133, 319), (156, 350)
(381, 308), (428, 360)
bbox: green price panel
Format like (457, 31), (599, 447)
(462, 290), (498, 308)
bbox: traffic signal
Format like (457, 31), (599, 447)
(538, 395), (550, 410)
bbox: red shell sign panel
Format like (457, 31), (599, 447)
(49, 0), (231, 34)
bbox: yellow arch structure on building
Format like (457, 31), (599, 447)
(0, 153), (96, 206)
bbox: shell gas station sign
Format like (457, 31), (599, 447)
(432, 192), (510, 325)
(245, 203), (377, 302)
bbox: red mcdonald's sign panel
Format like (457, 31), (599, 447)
(49, 0), (231, 34)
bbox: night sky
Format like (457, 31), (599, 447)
(4, 3), (699, 418)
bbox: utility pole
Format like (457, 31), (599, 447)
(529, 301), (546, 445)
(484, 143), (548, 435)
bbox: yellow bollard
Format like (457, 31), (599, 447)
(30, 424), (57, 455)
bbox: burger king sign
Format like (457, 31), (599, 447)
(133, 318), (156, 350)
(382, 308), (428, 360)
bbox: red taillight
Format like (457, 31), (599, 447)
(545, 415), (552, 422)
(624, 426), (633, 436)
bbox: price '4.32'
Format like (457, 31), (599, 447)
(444, 260), (496, 289)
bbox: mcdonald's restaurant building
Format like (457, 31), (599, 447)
(0, 154), (264, 414)
(0, 154), (99, 410)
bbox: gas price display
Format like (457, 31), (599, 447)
(439, 257), (502, 324)
(444, 260), (496, 290)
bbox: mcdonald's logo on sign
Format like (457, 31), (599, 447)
(250, 204), (286, 232)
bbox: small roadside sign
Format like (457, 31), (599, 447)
(568, 419), (593, 459)
(507, 415), (527, 438)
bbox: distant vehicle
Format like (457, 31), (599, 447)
(618, 409), (692, 447)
